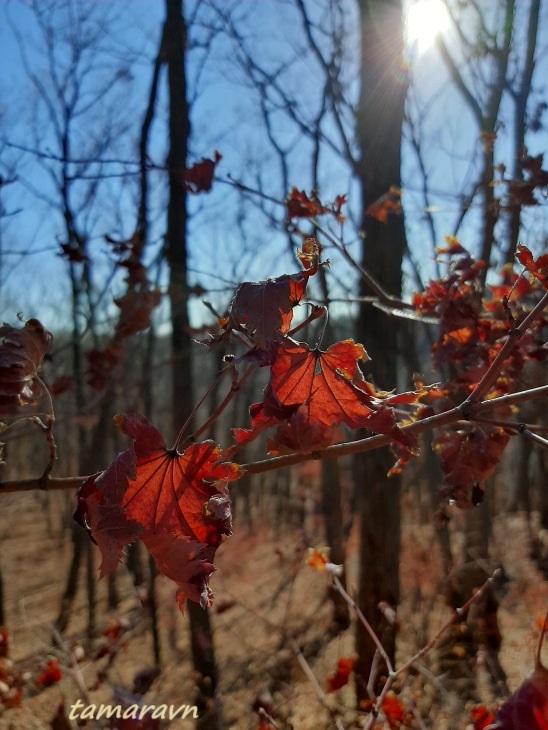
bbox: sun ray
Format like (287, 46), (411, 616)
(406, 0), (450, 54)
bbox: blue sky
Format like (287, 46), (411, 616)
(0, 0), (547, 336)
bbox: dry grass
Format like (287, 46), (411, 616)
(0, 488), (546, 729)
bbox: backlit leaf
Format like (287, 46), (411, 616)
(516, 244), (548, 289)
(75, 413), (243, 609)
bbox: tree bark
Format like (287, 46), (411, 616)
(164, 1), (220, 726)
(506, 0), (540, 263)
(354, 0), (408, 701)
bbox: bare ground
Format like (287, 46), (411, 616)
(0, 489), (546, 729)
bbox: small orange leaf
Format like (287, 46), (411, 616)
(326, 656), (355, 692)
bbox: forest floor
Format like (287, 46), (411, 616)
(0, 488), (546, 730)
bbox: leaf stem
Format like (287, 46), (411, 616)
(173, 369), (227, 451)
(181, 364), (255, 447)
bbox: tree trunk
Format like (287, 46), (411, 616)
(354, 0), (408, 700)
(506, 0), (540, 263)
(164, 1), (220, 725)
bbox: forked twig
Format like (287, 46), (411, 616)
(329, 568), (502, 729)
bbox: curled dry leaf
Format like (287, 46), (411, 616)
(285, 188), (347, 222)
(184, 151), (222, 193)
(0, 319), (52, 416)
(285, 187), (328, 219)
(35, 658), (62, 689)
(470, 705), (496, 730)
(75, 413), (243, 609)
(114, 287), (161, 339)
(225, 262), (322, 348)
(296, 237), (321, 270)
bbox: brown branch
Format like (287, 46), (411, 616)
(311, 220), (416, 312)
(464, 290), (548, 405)
(1, 384), (546, 494)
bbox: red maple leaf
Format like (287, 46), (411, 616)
(286, 187), (328, 219)
(516, 243), (548, 289)
(184, 151), (221, 193)
(232, 339), (418, 456)
(0, 319), (52, 416)
(108, 232), (147, 288)
(266, 405), (341, 454)
(286, 188), (347, 223)
(86, 345), (123, 391)
(35, 658), (62, 689)
(75, 413), (243, 609)
(380, 692), (405, 728)
(495, 618), (548, 729)
(326, 656), (355, 692)
(59, 241), (87, 263)
(435, 424), (511, 507)
(508, 154), (548, 208)
(0, 628), (8, 659)
(331, 194), (347, 223)
(265, 339), (417, 447)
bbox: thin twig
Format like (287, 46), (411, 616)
(173, 369), (227, 451)
(363, 569), (502, 730)
(183, 364), (255, 446)
(2, 385), (547, 493)
(464, 290), (548, 406)
(519, 426), (548, 449)
(311, 220), (416, 313)
(35, 376), (57, 486)
(332, 576), (394, 676)
(288, 637), (346, 730)
(471, 415), (548, 433)
(395, 569), (502, 677)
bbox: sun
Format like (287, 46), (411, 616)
(406, 0), (450, 54)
